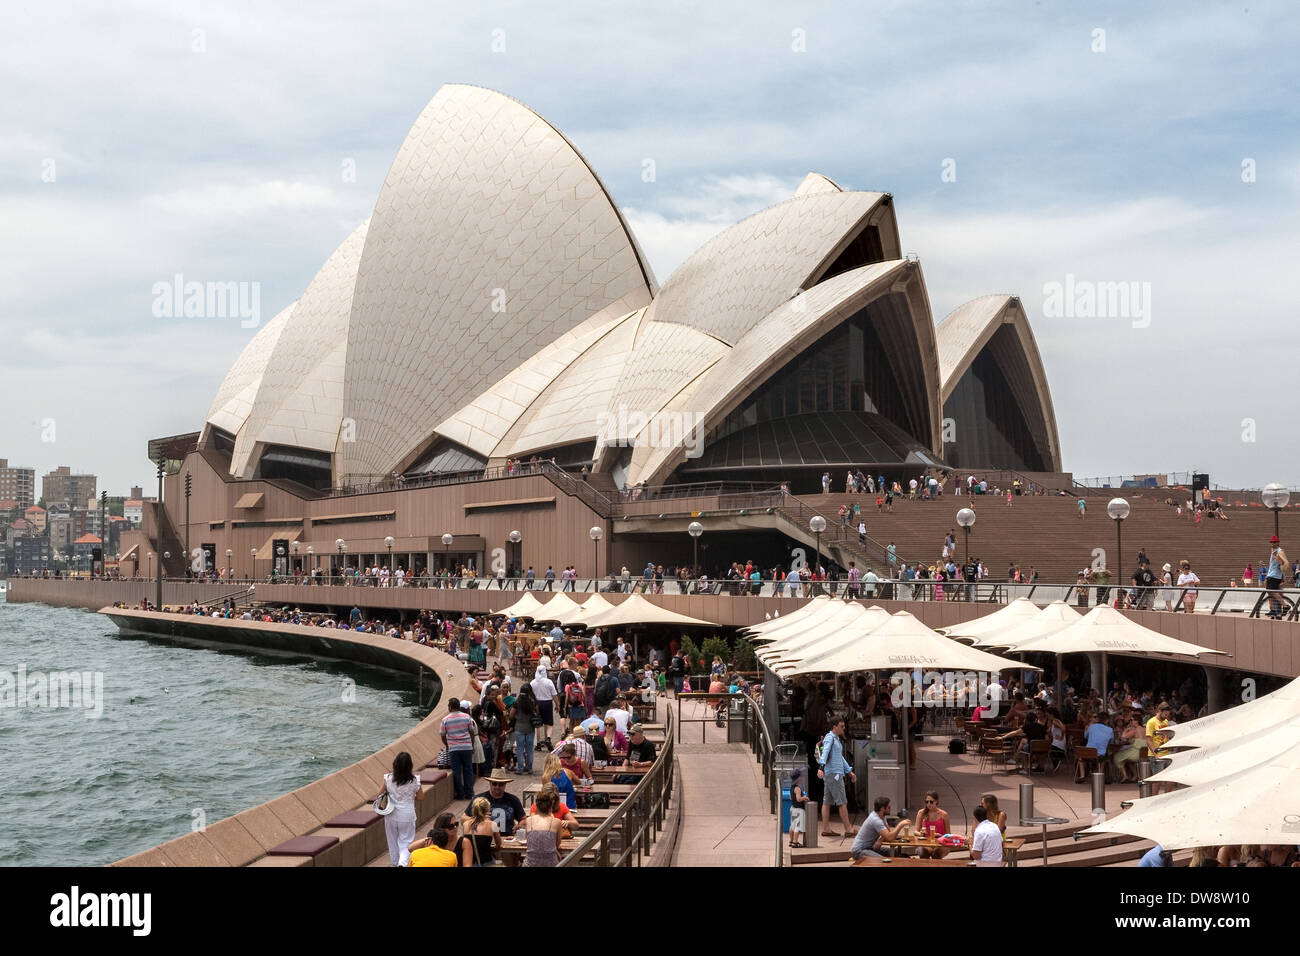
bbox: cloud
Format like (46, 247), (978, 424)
(143, 180), (343, 219)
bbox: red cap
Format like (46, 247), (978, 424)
(1270, 535), (1280, 544)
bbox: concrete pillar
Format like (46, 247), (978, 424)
(1086, 652), (1104, 692)
(1204, 666), (1226, 714)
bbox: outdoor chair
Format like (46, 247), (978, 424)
(979, 736), (1014, 773)
(1018, 738), (1050, 774)
(1072, 746), (1101, 781)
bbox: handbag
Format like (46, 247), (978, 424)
(530, 713), (544, 728)
(435, 748), (451, 769)
(472, 725), (486, 765)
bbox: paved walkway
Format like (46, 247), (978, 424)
(670, 696), (778, 867)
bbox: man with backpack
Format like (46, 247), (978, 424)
(594, 664), (619, 713)
(557, 658), (586, 731)
(667, 650), (686, 696)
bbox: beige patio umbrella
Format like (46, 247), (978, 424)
(1010, 604), (1228, 658)
(530, 591), (586, 624)
(743, 595), (832, 639)
(975, 600), (1082, 649)
(1083, 740), (1300, 850)
(776, 610), (1025, 677)
(762, 605), (892, 669)
(559, 592), (615, 627)
(494, 590), (547, 620)
(1162, 673), (1300, 750)
(1148, 714), (1300, 786)
(755, 601), (874, 662)
(941, 597), (1042, 643)
(1008, 603), (1225, 705)
(577, 592), (715, 628)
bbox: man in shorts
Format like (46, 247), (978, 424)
(816, 717), (856, 838)
(1266, 535), (1290, 619)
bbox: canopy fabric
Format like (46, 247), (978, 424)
(560, 593), (615, 627)
(494, 590), (547, 620)
(776, 610), (1025, 677)
(1148, 714), (1300, 786)
(744, 596), (833, 639)
(530, 591), (585, 623)
(1083, 740), (1300, 850)
(942, 598), (1043, 642)
(1010, 604), (1227, 658)
(766, 606), (895, 672)
(1164, 674), (1300, 750)
(759, 606), (878, 665)
(975, 600), (1082, 649)
(576, 592), (715, 628)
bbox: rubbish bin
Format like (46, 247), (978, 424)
(781, 787), (791, 833)
(806, 801), (820, 849)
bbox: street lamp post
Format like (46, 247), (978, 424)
(250, 547), (258, 582)
(1262, 483), (1290, 540)
(508, 530), (521, 589)
(956, 507), (976, 600)
(589, 526), (604, 582)
(336, 538), (346, 582)
(306, 545), (314, 583)
(687, 520), (703, 579)
(384, 535), (395, 586)
(1107, 497), (1130, 581)
(809, 515), (826, 596)
(441, 532), (454, 575)
(291, 540), (300, 581)
(155, 456), (165, 610)
(184, 471), (192, 578)
(225, 548), (232, 579)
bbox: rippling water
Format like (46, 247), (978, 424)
(0, 594), (435, 866)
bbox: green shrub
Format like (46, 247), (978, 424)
(733, 636), (757, 672)
(700, 635), (732, 669)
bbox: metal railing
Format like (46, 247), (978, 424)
(559, 705), (675, 867)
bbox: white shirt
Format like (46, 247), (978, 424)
(607, 708), (631, 734)
(972, 820), (1003, 866)
(592, 651), (608, 668)
(530, 675), (557, 702)
(615, 643), (627, 660)
(538, 654), (552, 671)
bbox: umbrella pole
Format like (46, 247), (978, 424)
(1055, 652), (1062, 709)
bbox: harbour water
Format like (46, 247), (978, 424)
(0, 594), (434, 866)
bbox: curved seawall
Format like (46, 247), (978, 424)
(100, 609), (470, 866)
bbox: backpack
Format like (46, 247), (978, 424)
(594, 675), (616, 706)
(565, 680), (584, 707)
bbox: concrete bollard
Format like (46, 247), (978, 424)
(806, 802), (820, 849)
(1018, 782), (1034, 825)
(1090, 772), (1106, 820)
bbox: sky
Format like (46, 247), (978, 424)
(2, 0), (1298, 496)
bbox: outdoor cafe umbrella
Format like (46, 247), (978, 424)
(754, 600), (883, 660)
(1010, 603), (1227, 706)
(560, 592), (615, 627)
(974, 600), (1082, 649)
(1083, 739), (1300, 850)
(495, 590), (547, 620)
(941, 597), (1042, 643)
(743, 595), (832, 639)
(761, 605), (892, 669)
(775, 610), (1025, 678)
(755, 601), (873, 661)
(530, 591), (586, 624)
(575, 592), (716, 665)
(1162, 673), (1300, 751)
(1147, 714), (1300, 786)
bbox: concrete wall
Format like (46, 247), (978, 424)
(98, 610), (470, 866)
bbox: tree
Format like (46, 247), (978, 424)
(733, 636), (757, 672)
(700, 635), (732, 670)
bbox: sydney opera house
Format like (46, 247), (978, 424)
(126, 84), (1062, 581)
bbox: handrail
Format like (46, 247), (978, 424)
(559, 705), (675, 867)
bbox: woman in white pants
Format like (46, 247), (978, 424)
(378, 752), (424, 866)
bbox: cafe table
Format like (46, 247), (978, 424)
(878, 832), (1027, 867)
(497, 834), (580, 867)
(522, 782), (638, 805)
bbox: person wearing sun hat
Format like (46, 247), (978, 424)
(463, 767), (525, 836)
(1159, 563), (1176, 611)
(1266, 535), (1290, 619)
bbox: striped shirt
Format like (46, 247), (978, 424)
(441, 711), (477, 751)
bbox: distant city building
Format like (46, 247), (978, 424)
(42, 466), (97, 508)
(72, 533), (102, 575)
(48, 512), (73, 552)
(0, 459), (36, 510)
(124, 499), (143, 526)
(24, 505), (47, 534)
(12, 534), (51, 574)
